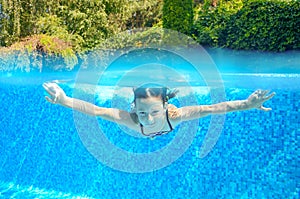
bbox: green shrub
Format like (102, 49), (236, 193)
(0, 35), (78, 72)
(193, 0), (243, 46)
(36, 14), (84, 53)
(194, 0), (300, 51)
(163, 0), (194, 35)
(222, 0), (300, 51)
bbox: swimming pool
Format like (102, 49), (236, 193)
(0, 47), (299, 198)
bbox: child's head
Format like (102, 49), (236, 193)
(133, 84), (178, 105)
(132, 84), (178, 129)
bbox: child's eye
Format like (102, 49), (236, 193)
(138, 112), (146, 117)
(151, 110), (160, 115)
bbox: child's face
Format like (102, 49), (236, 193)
(135, 96), (166, 131)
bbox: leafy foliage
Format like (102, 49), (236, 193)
(0, 0), (163, 72)
(194, 0), (300, 51)
(36, 14), (84, 53)
(0, 0), (163, 51)
(0, 0), (299, 72)
(81, 27), (197, 70)
(193, 0), (244, 46)
(162, 0), (194, 35)
(0, 35), (77, 72)
(222, 0), (300, 51)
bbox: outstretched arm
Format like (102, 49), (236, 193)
(178, 90), (275, 121)
(42, 82), (134, 125)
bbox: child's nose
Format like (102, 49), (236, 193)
(146, 114), (154, 123)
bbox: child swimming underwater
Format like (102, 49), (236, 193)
(43, 82), (275, 138)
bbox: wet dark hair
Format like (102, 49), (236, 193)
(133, 84), (178, 104)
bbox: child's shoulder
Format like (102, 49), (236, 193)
(167, 104), (180, 120)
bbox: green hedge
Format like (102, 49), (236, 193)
(163, 0), (194, 35)
(194, 0), (300, 51)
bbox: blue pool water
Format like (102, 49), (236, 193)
(0, 47), (300, 198)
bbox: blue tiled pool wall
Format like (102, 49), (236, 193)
(0, 81), (299, 198)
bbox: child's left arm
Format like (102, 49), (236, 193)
(177, 90), (275, 121)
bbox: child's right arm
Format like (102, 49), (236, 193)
(43, 82), (136, 126)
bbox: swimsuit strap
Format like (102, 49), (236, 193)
(140, 123), (146, 136)
(140, 108), (173, 137)
(165, 109), (173, 131)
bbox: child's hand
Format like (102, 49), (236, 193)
(43, 82), (67, 104)
(246, 90), (275, 111)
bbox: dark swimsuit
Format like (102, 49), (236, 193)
(140, 109), (174, 138)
